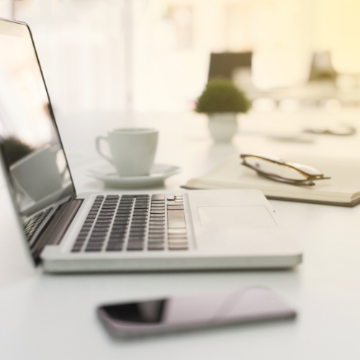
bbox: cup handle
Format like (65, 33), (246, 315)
(60, 164), (67, 178)
(53, 146), (68, 179)
(96, 136), (113, 165)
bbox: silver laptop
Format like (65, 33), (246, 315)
(0, 18), (301, 272)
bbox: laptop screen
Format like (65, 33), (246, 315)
(0, 19), (76, 222)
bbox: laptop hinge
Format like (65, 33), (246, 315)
(31, 199), (83, 264)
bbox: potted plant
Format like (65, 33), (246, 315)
(195, 78), (251, 142)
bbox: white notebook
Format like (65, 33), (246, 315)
(184, 154), (360, 207)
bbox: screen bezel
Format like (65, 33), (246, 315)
(0, 18), (77, 265)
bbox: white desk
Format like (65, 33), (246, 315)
(1, 110), (360, 359)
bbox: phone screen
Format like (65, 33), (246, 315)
(97, 288), (296, 337)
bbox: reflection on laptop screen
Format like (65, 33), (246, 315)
(0, 20), (75, 222)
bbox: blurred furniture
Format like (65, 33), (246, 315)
(309, 51), (337, 82)
(208, 52), (252, 80)
(208, 52), (259, 101)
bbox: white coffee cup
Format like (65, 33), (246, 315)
(10, 146), (66, 201)
(96, 128), (158, 176)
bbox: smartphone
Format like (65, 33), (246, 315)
(97, 287), (296, 338)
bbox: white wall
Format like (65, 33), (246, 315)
(315, 0), (360, 73)
(14, 0), (126, 115)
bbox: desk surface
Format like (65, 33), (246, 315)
(1, 110), (360, 359)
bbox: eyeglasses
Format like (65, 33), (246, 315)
(240, 154), (331, 186)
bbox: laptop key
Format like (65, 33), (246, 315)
(128, 240), (144, 245)
(110, 230), (127, 236)
(93, 225), (110, 229)
(169, 244), (188, 250)
(168, 229), (186, 235)
(127, 246), (144, 251)
(88, 241), (106, 247)
(114, 218), (130, 223)
(85, 247), (103, 252)
(107, 242), (124, 247)
(148, 245), (165, 251)
(72, 243), (84, 249)
(168, 233), (187, 238)
(129, 236), (145, 241)
(107, 239), (124, 245)
(106, 247), (123, 252)
(89, 235), (106, 240)
(129, 229), (146, 233)
(167, 210), (186, 229)
(110, 229), (127, 236)
(151, 195), (165, 201)
(91, 229), (108, 233)
(113, 223), (129, 228)
(96, 220), (112, 225)
(112, 226), (128, 231)
(75, 243), (86, 249)
(148, 241), (165, 245)
(76, 237), (87, 243)
(107, 238), (124, 244)
(167, 205), (184, 210)
(114, 217), (130, 221)
(87, 237), (105, 243)
(149, 233), (165, 237)
(111, 229), (127, 234)
(109, 237), (126, 243)
(169, 241), (188, 246)
(148, 238), (165, 242)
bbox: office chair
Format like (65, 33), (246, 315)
(208, 52), (252, 81)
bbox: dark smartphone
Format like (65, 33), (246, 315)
(97, 287), (296, 338)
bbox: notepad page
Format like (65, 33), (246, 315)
(185, 155), (360, 204)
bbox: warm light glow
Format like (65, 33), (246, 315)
(4, 0), (360, 113)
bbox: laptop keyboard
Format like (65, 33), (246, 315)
(23, 207), (53, 241)
(71, 194), (188, 253)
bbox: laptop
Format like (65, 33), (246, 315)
(0, 18), (301, 272)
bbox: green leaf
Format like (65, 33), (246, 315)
(195, 78), (251, 114)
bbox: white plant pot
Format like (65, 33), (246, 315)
(208, 113), (238, 142)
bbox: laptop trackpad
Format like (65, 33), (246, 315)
(197, 206), (276, 228)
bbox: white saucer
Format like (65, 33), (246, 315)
(86, 164), (181, 188)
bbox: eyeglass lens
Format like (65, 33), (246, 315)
(244, 157), (310, 181)
(285, 162), (323, 176)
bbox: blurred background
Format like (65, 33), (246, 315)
(1, 0), (359, 115)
